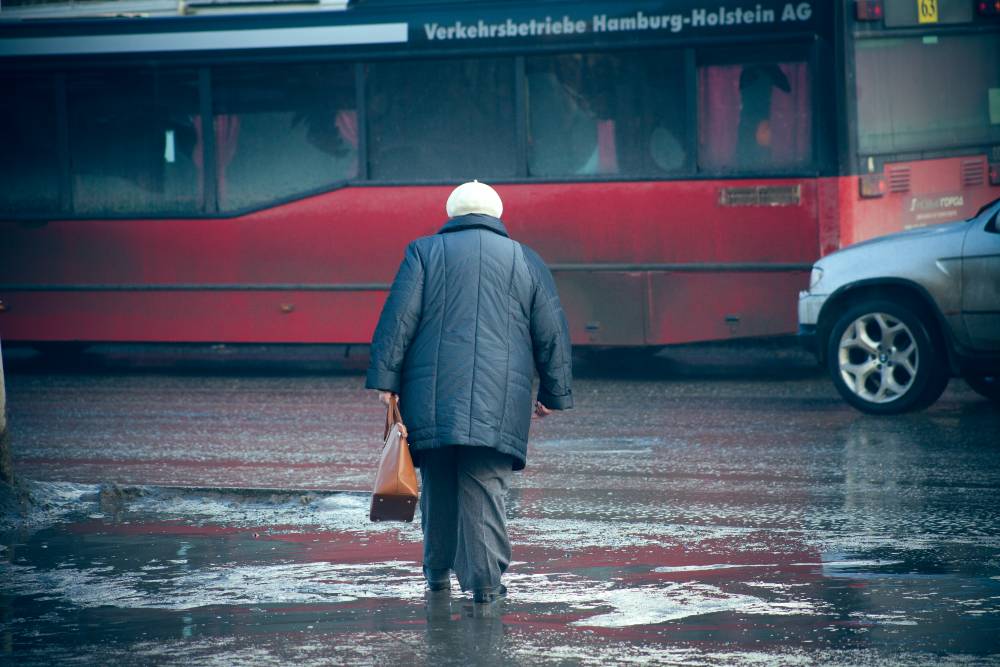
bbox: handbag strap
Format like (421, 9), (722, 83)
(383, 394), (403, 441)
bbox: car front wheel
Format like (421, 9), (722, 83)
(826, 300), (949, 414)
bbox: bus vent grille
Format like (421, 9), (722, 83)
(961, 159), (985, 187)
(719, 185), (801, 207)
(887, 166), (911, 193)
(719, 187), (759, 206)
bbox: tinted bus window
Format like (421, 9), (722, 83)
(68, 68), (201, 215)
(212, 63), (357, 212)
(0, 73), (60, 215)
(698, 57), (812, 172)
(526, 51), (688, 179)
(366, 58), (516, 181)
(855, 35), (1000, 155)
(525, 51), (688, 176)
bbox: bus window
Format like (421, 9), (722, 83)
(525, 50), (688, 178)
(366, 57), (516, 182)
(0, 73), (60, 215)
(855, 34), (1000, 155)
(697, 58), (812, 172)
(67, 68), (201, 216)
(212, 63), (357, 212)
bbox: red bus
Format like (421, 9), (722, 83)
(1, 0), (998, 350)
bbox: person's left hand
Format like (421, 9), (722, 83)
(533, 401), (552, 419)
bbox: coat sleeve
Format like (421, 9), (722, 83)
(524, 246), (574, 410)
(365, 241), (424, 394)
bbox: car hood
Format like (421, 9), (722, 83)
(819, 219), (970, 268)
(812, 219), (969, 292)
(843, 219), (971, 253)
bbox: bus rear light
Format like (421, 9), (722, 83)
(855, 0), (884, 20)
(989, 163), (1000, 185)
(859, 174), (886, 198)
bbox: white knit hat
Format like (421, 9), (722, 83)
(445, 180), (503, 219)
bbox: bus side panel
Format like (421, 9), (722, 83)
(0, 290), (387, 343)
(552, 272), (646, 346)
(502, 180), (820, 267)
(646, 271), (808, 345)
(506, 179), (819, 346)
(0, 186), (448, 288)
(520, 179), (816, 346)
(0, 179), (820, 346)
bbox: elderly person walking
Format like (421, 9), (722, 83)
(365, 181), (573, 604)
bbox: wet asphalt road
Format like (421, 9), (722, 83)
(2, 347), (1000, 665)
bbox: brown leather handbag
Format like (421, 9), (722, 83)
(369, 395), (419, 522)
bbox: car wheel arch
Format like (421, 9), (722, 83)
(816, 279), (957, 373)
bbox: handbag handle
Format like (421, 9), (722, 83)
(383, 394), (404, 441)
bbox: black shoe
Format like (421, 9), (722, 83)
(472, 584), (507, 604)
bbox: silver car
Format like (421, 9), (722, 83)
(799, 198), (1000, 414)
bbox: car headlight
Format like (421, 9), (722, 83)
(809, 267), (824, 290)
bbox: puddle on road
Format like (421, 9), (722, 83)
(652, 563), (778, 573)
(3, 481), (1000, 665)
(2, 559), (425, 610)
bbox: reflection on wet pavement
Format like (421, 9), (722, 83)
(2, 372), (1000, 664)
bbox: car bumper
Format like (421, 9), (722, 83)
(797, 291), (828, 359)
(798, 290), (826, 326)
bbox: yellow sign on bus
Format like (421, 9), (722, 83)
(918, 0), (939, 23)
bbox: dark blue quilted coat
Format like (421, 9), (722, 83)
(365, 213), (573, 470)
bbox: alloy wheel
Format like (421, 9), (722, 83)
(837, 312), (918, 404)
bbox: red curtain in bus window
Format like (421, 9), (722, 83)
(769, 63), (810, 165)
(192, 114), (242, 207)
(698, 62), (810, 171)
(597, 119), (619, 174)
(699, 66), (740, 169)
(335, 110), (359, 179)
(192, 115), (205, 205)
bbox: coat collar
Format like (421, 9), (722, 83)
(438, 213), (510, 238)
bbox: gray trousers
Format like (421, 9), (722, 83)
(418, 446), (513, 593)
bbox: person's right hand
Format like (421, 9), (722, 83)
(378, 391), (407, 437)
